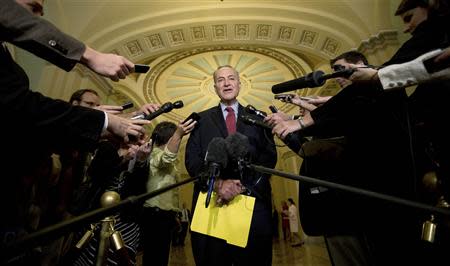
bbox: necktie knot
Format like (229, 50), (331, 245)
(225, 107), (236, 134)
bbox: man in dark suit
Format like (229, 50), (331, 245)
(185, 65), (277, 266)
(0, 0), (148, 252)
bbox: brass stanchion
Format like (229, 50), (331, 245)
(95, 191), (130, 266)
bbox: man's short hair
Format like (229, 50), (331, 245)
(213, 65), (240, 83)
(69, 89), (99, 103)
(395, 0), (429, 16)
(330, 51), (369, 66)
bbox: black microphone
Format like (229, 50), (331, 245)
(225, 132), (250, 160)
(239, 114), (271, 130)
(239, 114), (298, 147)
(131, 100), (184, 120)
(272, 71), (325, 94)
(271, 69), (356, 94)
(204, 138), (228, 208)
(225, 133), (250, 179)
(244, 105), (267, 119)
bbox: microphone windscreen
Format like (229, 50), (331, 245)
(225, 133), (250, 158)
(205, 137), (228, 168)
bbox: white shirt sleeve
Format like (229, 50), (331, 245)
(102, 111), (108, 131)
(378, 49), (450, 90)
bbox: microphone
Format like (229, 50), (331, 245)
(204, 138), (228, 208)
(239, 114), (271, 130)
(225, 133), (250, 179)
(271, 69), (355, 94)
(244, 105), (267, 119)
(225, 132), (250, 159)
(239, 114), (298, 147)
(131, 100), (184, 120)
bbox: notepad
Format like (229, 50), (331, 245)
(190, 192), (255, 248)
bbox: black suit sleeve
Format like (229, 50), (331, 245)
(185, 120), (205, 178)
(0, 0), (85, 71)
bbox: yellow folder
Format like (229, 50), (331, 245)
(190, 192), (255, 248)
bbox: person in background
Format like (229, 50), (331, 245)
(281, 201), (291, 241)
(141, 119), (196, 266)
(285, 198), (304, 247)
(176, 203), (191, 246)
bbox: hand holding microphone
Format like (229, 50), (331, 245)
(131, 100), (183, 120)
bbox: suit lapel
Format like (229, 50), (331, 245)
(211, 105), (228, 138)
(236, 104), (247, 134)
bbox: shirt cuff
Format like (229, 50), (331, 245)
(102, 111), (108, 131)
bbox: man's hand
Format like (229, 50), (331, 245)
(264, 112), (289, 127)
(81, 46), (134, 81)
(104, 113), (149, 143)
(348, 64), (379, 83)
(215, 179), (244, 205)
(272, 119), (302, 139)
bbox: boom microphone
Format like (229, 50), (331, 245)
(272, 71), (325, 94)
(131, 100), (184, 120)
(271, 68), (356, 94)
(204, 138), (228, 208)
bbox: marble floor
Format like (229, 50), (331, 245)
(157, 233), (332, 266)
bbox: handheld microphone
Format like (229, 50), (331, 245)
(239, 114), (271, 130)
(204, 138), (228, 208)
(239, 114), (298, 146)
(244, 105), (267, 119)
(271, 69), (356, 94)
(131, 100), (184, 120)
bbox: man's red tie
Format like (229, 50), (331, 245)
(225, 106), (236, 134)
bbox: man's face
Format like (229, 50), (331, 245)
(400, 7), (428, 34)
(15, 0), (44, 16)
(73, 92), (100, 108)
(214, 67), (241, 104)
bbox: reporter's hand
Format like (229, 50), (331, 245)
(301, 95), (331, 105)
(176, 119), (197, 137)
(138, 103), (160, 116)
(264, 112), (289, 127)
(434, 47), (450, 64)
(81, 46), (134, 81)
(272, 119), (302, 139)
(290, 95), (318, 111)
(104, 113), (149, 143)
(348, 64), (379, 82)
(127, 103), (161, 119)
(135, 140), (153, 162)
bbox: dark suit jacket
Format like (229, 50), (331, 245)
(1, 0), (85, 70)
(0, 0), (106, 233)
(185, 103), (277, 236)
